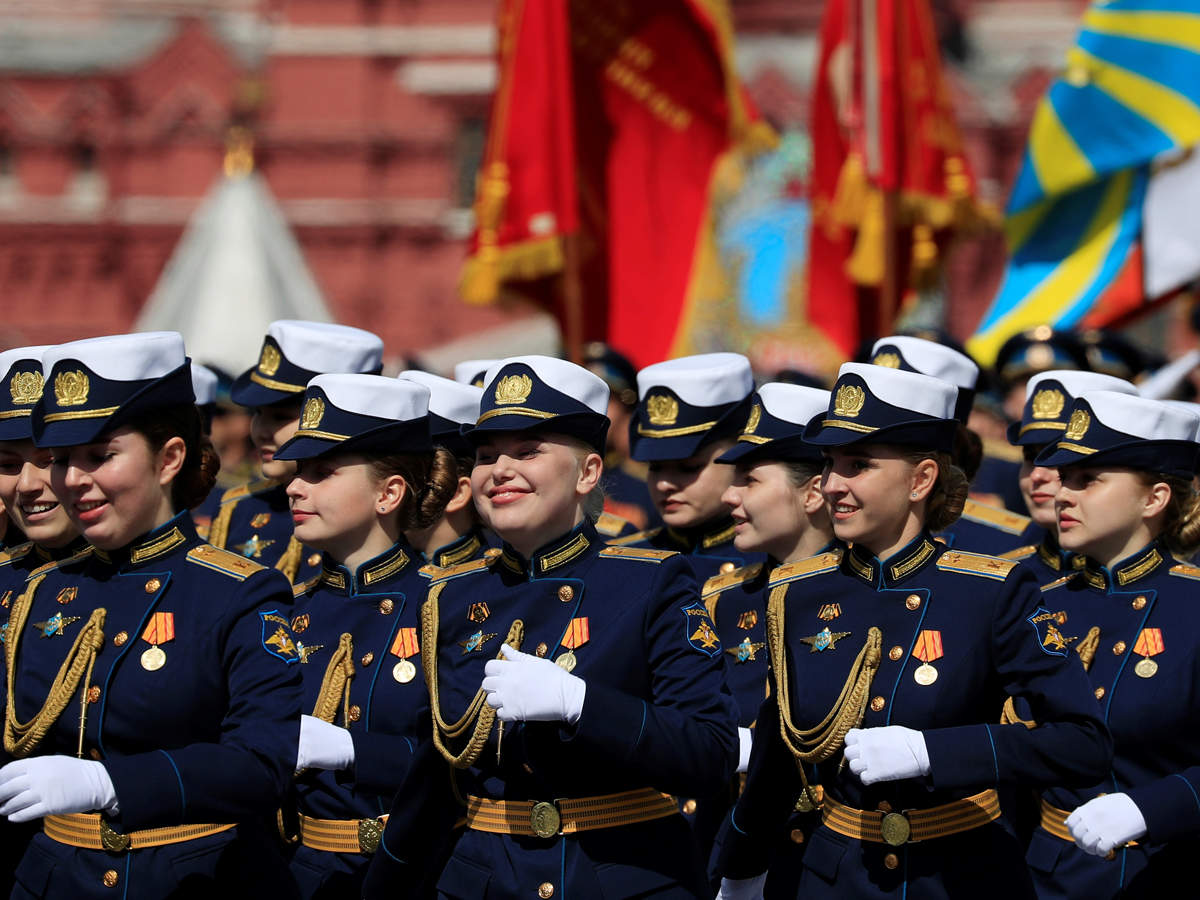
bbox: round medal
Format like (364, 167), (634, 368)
(141, 646), (166, 672)
(555, 650), (577, 673)
(1134, 657), (1158, 679)
(393, 659), (416, 684)
(913, 663), (938, 686)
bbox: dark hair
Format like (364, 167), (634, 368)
(952, 423), (983, 482)
(126, 404), (220, 512)
(899, 448), (968, 531)
(1138, 472), (1200, 555)
(782, 459), (824, 487)
(368, 447), (458, 531)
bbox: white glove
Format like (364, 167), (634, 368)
(1066, 793), (1147, 857)
(716, 874), (766, 900)
(297, 715), (356, 772)
(737, 727), (753, 774)
(0, 756), (118, 823)
(844, 726), (930, 785)
(482, 644), (587, 724)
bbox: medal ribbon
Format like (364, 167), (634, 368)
(390, 627), (420, 659)
(141, 612), (175, 646)
(912, 630), (943, 663)
(562, 617), (590, 650)
(1133, 628), (1164, 658)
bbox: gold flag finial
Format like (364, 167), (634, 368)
(224, 126), (255, 179)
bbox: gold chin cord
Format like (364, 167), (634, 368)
(1001, 625), (1100, 728)
(422, 582), (525, 770)
(4, 574), (107, 759)
(766, 583), (882, 809)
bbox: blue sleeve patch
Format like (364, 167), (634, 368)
(1027, 606), (1071, 657)
(682, 602), (722, 657)
(260, 609), (301, 664)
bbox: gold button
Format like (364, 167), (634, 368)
(1094, 687), (1106, 700)
(877, 801), (892, 813)
(1132, 596), (1147, 610)
(557, 585), (574, 602)
(348, 705), (361, 722)
(888, 646), (904, 661)
(1112, 641), (1126, 655)
(113, 631), (129, 648)
(87, 686), (101, 704)
(535, 642), (549, 658)
(870, 696), (886, 712)
(720, 562), (736, 574)
(103, 870), (119, 888)
(89, 748), (102, 761)
(143, 578), (161, 593)
(361, 653), (374, 666)
(308, 553), (322, 567)
(538, 883), (555, 899)
(789, 828), (805, 844)
(905, 594), (921, 610)
(682, 799), (697, 815)
(379, 599), (394, 615)
(884, 853), (899, 870)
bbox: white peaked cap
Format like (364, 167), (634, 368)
(636, 353), (753, 406)
(837, 362), (957, 420)
(1025, 369), (1138, 399)
(190, 363), (219, 406)
(399, 371), (482, 424)
(308, 373), (430, 422)
(871, 335), (979, 389)
(42, 332), (186, 380)
(757, 383), (831, 425)
(267, 320), (383, 374)
(1080, 391), (1200, 442)
(483, 355), (609, 415)
(454, 359), (500, 385)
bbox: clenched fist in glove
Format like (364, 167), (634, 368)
(0, 756), (118, 823)
(844, 726), (930, 785)
(1067, 793), (1147, 858)
(482, 644), (586, 723)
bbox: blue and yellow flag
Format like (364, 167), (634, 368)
(969, 1), (1200, 365)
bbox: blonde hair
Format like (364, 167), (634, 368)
(1139, 472), (1200, 555)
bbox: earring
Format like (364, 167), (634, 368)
(910, 492), (918, 499)
(379, 507), (387, 513)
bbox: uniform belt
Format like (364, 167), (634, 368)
(44, 813), (234, 852)
(465, 788), (679, 838)
(821, 789), (1000, 846)
(1039, 797), (1138, 852)
(297, 813), (388, 854)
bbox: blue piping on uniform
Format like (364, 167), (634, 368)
(1173, 772), (1200, 815)
(122, 852), (131, 900)
(158, 749), (186, 817)
(730, 809), (747, 836)
(1106, 591), (1155, 722)
(380, 837), (406, 864)
(560, 838), (567, 900)
(983, 724), (999, 782)
(635, 701), (647, 747)
(883, 589), (930, 726)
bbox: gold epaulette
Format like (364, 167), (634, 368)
(1041, 575), (1073, 593)
(999, 545), (1037, 561)
(607, 527), (660, 547)
(430, 552), (499, 585)
(702, 563), (764, 599)
(1170, 563), (1200, 582)
(293, 575), (320, 598)
(0, 542), (33, 567)
(959, 500), (1031, 536)
(981, 437), (1024, 464)
(594, 512), (633, 538)
(598, 546), (676, 563)
(768, 550), (843, 588)
(27, 546), (93, 580)
(418, 563), (440, 579)
(186, 545), (267, 581)
(936, 550), (1017, 581)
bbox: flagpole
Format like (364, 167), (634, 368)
(562, 232), (584, 364)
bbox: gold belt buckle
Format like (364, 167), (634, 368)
(99, 818), (132, 853)
(357, 817), (384, 854)
(880, 811), (911, 846)
(529, 801), (562, 839)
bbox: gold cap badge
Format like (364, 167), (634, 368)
(54, 371), (89, 407)
(494, 374), (532, 405)
(833, 384), (866, 418)
(872, 352), (901, 369)
(1031, 388), (1065, 420)
(9, 371), (44, 405)
(258, 343), (282, 377)
(1064, 409), (1091, 441)
(646, 394), (679, 426)
(301, 397), (325, 430)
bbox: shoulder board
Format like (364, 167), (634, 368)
(430, 554), (497, 585)
(607, 527), (661, 547)
(981, 437), (1024, 464)
(598, 546), (676, 563)
(1169, 563), (1200, 582)
(28, 546), (93, 580)
(959, 500), (1031, 535)
(999, 545), (1037, 561)
(702, 563), (764, 599)
(594, 512), (633, 537)
(936, 550), (1018, 581)
(187, 545), (267, 581)
(0, 542), (33, 567)
(769, 550), (843, 588)
(418, 563), (440, 579)
(219, 478), (277, 506)
(292, 575), (320, 598)
(1040, 575), (1073, 593)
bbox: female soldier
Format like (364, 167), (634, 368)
(279, 374), (455, 898)
(208, 320), (385, 584)
(1025, 391), (1200, 898)
(365, 355), (739, 900)
(0, 332), (302, 900)
(618, 353), (760, 581)
(999, 371), (1138, 584)
(396, 371), (491, 569)
(714, 362), (1111, 900)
